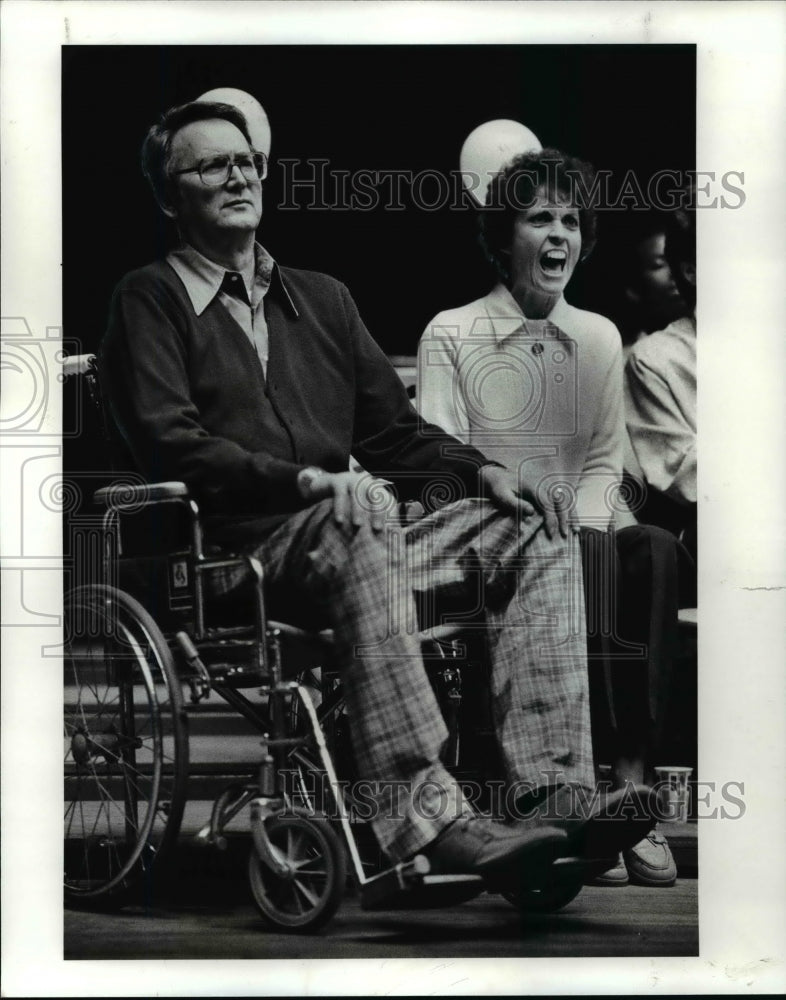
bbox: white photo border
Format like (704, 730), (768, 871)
(2, 1), (785, 995)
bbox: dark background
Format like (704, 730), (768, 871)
(62, 44), (694, 481)
(60, 44), (697, 773)
(63, 44), (695, 359)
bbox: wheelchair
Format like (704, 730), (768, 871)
(63, 354), (594, 933)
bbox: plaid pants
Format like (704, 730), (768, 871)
(244, 497), (592, 862)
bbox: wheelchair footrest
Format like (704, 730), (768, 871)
(360, 855), (485, 911)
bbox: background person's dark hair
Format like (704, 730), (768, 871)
(615, 210), (674, 296)
(664, 202), (696, 312)
(478, 148), (598, 284)
(141, 100), (254, 211)
(582, 209), (687, 344)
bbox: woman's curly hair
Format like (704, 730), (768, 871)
(478, 148), (598, 283)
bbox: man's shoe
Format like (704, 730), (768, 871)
(585, 853), (630, 886)
(515, 783), (658, 861)
(420, 815), (567, 878)
(624, 828), (677, 887)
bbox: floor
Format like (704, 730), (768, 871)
(65, 874), (698, 961)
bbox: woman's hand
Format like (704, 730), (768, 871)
(478, 464), (574, 540)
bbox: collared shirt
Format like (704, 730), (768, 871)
(417, 282), (625, 527)
(167, 241), (275, 373)
(624, 314), (696, 504)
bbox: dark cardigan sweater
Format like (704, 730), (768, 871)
(100, 259), (491, 546)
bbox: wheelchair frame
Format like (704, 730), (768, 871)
(63, 354), (588, 933)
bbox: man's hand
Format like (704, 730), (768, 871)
(298, 468), (395, 534)
(478, 464), (574, 540)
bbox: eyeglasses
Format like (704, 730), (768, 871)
(170, 151), (268, 187)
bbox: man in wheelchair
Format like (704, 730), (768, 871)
(99, 100), (656, 892)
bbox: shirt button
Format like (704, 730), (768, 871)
(532, 343), (544, 355)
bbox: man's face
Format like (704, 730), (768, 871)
(509, 187), (582, 300)
(167, 118), (263, 244)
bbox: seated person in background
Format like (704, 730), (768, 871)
(100, 102), (655, 887)
(624, 201), (696, 560)
(417, 149), (684, 887)
(584, 211), (687, 360)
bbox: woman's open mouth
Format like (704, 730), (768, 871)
(540, 249), (567, 274)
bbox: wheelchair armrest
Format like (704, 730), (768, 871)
(62, 353), (97, 378)
(419, 623), (465, 643)
(265, 621), (463, 647)
(93, 481), (191, 509)
(267, 620), (335, 645)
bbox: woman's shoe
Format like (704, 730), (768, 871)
(623, 827), (677, 886)
(585, 853), (630, 886)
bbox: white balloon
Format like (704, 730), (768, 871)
(197, 87), (271, 156)
(460, 119), (542, 206)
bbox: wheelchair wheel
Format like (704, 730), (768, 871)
(63, 584), (188, 903)
(504, 879), (584, 913)
(248, 812), (346, 933)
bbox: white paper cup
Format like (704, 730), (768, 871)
(654, 765), (693, 822)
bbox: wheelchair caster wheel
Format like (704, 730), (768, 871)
(503, 856), (587, 913)
(504, 880), (584, 913)
(248, 813), (346, 933)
